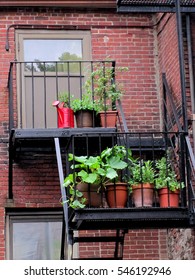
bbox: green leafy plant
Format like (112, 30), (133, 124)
(58, 91), (73, 108)
(84, 62), (128, 112)
(99, 145), (130, 184)
(71, 92), (99, 113)
(63, 154), (102, 209)
(155, 157), (184, 191)
(63, 145), (130, 208)
(128, 159), (155, 190)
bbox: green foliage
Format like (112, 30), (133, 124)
(25, 52), (82, 73)
(71, 93), (99, 113)
(63, 145), (131, 208)
(63, 153), (102, 209)
(63, 172), (87, 209)
(128, 159), (155, 188)
(63, 187), (86, 209)
(84, 62), (128, 112)
(155, 157), (184, 191)
(100, 145), (129, 183)
(58, 92), (73, 107)
(57, 52), (82, 72)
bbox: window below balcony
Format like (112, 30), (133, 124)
(6, 210), (63, 260)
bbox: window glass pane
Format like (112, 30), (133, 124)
(24, 39), (82, 61)
(12, 221), (62, 260)
(24, 39), (82, 73)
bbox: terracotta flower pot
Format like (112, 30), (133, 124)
(105, 182), (128, 208)
(99, 111), (118, 128)
(76, 183), (102, 208)
(132, 183), (154, 207)
(158, 188), (179, 207)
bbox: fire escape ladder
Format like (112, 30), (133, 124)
(117, 99), (129, 132)
(54, 137), (73, 260)
(54, 136), (128, 260)
(185, 135), (195, 225)
(163, 73), (195, 225)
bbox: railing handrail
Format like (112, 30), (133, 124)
(9, 60), (116, 64)
(185, 135), (195, 218)
(162, 73), (183, 132)
(185, 135), (195, 172)
(163, 72), (195, 217)
(7, 62), (14, 132)
(7, 59), (129, 132)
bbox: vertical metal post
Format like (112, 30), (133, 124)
(31, 62), (35, 128)
(8, 130), (14, 200)
(175, 1), (188, 207)
(8, 62), (14, 133)
(8, 63), (14, 200)
(54, 138), (72, 259)
(111, 61), (116, 111)
(175, 0), (188, 132)
(162, 73), (167, 133)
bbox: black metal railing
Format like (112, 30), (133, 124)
(60, 73), (195, 212)
(163, 73), (195, 219)
(7, 59), (195, 216)
(7, 60), (127, 131)
(63, 131), (189, 209)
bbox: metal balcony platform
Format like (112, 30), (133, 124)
(117, 0), (195, 13)
(69, 207), (191, 230)
(9, 127), (117, 155)
(9, 128), (167, 156)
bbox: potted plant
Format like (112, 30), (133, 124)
(128, 159), (155, 207)
(101, 145), (130, 208)
(63, 145), (130, 209)
(71, 93), (99, 128)
(52, 92), (74, 128)
(85, 62), (128, 127)
(155, 157), (184, 207)
(63, 153), (103, 208)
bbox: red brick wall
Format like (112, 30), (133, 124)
(0, 9), (161, 131)
(78, 229), (168, 260)
(11, 155), (60, 207)
(157, 13), (180, 94)
(0, 7), (165, 260)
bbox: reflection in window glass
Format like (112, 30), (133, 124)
(12, 221), (62, 260)
(24, 39), (82, 61)
(24, 39), (82, 72)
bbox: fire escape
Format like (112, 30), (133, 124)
(7, 1), (195, 260)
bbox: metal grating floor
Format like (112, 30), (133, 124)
(117, 0), (195, 12)
(117, 0), (195, 5)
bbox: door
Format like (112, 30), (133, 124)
(16, 30), (91, 128)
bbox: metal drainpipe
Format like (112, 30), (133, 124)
(175, 0), (188, 132)
(186, 14), (195, 152)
